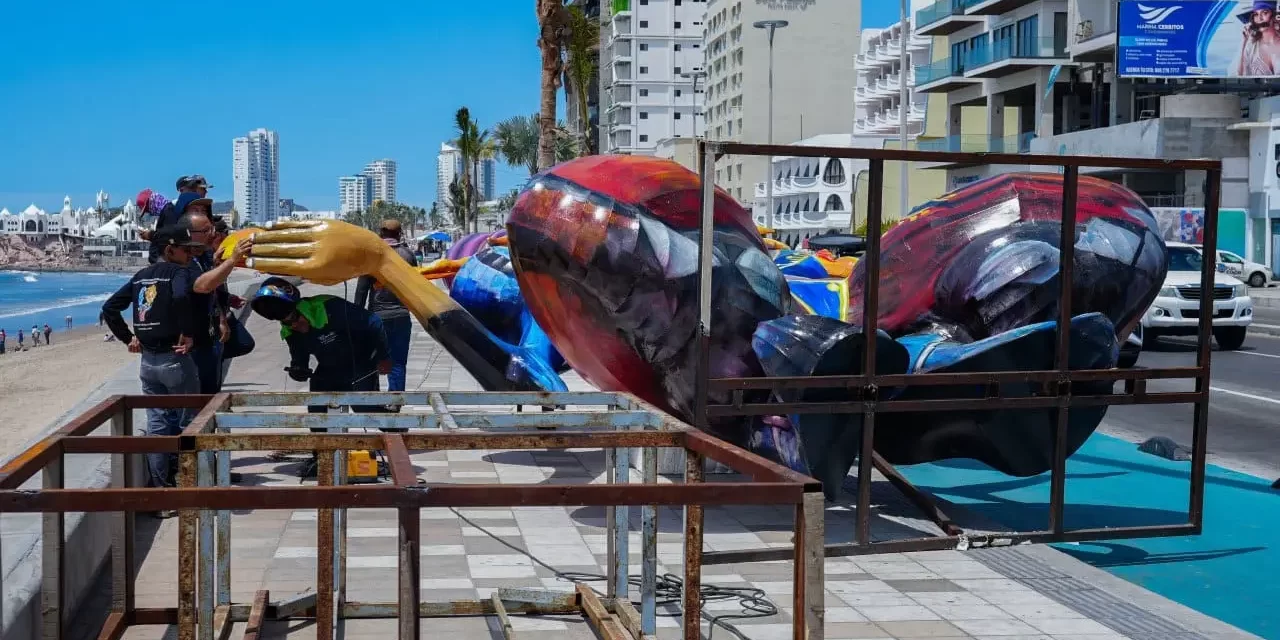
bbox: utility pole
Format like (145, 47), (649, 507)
(754, 20), (789, 231)
(899, 0), (911, 221)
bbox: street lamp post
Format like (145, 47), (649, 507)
(680, 69), (708, 140)
(899, 1), (911, 223)
(754, 19), (788, 232)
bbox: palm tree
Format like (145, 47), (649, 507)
(536, 0), (569, 170)
(554, 121), (577, 162)
(448, 179), (468, 229)
(564, 5), (598, 156)
(453, 107), (487, 233)
(494, 114), (540, 176)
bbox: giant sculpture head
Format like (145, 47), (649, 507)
(506, 156), (790, 432)
(847, 173), (1167, 343)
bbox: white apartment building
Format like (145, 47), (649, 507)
(362, 159), (398, 203)
(600, 0), (709, 155)
(751, 133), (864, 246)
(232, 128), (280, 225)
(703, 0), (860, 204)
(435, 142), (496, 208)
(854, 10), (932, 138)
(437, 143), (460, 208)
(338, 175), (370, 216)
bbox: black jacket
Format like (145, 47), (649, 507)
(101, 261), (195, 353)
(286, 296), (389, 386)
(354, 241), (418, 320)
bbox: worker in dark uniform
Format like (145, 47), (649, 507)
(249, 277), (393, 478)
(101, 225), (207, 491)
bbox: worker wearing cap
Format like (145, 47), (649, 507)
(142, 175), (215, 263)
(353, 219), (419, 396)
(100, 225), (221, 491)
(251, 278), (393, 477)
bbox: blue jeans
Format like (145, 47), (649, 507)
(193, 342), (223, 394)
(382, 315), (412, 392)
(139, 351), (200, 488)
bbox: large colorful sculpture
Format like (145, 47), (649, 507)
(244, 156), (1166, 499)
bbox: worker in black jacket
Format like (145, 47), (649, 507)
(101, 225), (205, 490)
(353, 219), (418, 394)
(250, 278), (394, 478)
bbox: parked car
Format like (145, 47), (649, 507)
(1191, 245), (1273, 288)
(1141, 243), (1253, 351)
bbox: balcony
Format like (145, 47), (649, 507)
(915, 0), (984, 36)
(914, 57), (979, 93)
(962, 0), (1037, 16)
(965, 36), (1069, 78)
(1070, 1), (1119, 62)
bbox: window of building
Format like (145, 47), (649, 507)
(640, 43), (649, 51)
(1016, 15), (1039, 56)
(640, 111), (649, 119)
(640, 0), (648, 3)
(822, 159), (847, 186)
(675, 44), (682, 51)
(640, 66), (649, 74)
(824, 194), (844, 211)
(693, 43), (701, 49)
(640, 134), (649, 142)
(674, 112), (682, 119)
(640, 20), (649, 28)
(674, 66), (682, 74)
(639, 88), (649, 96)
(675, 89), (682, 96)
(674, 21), (682, 28)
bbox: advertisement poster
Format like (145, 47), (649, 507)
(1117, 0), (1280, 78)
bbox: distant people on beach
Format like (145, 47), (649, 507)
(31, 325), (39, 346)
(43, 324), (52, 345)
(17, 329), (24, 349)
(65, 315), (72, 331)
(0, 329), (6, 354)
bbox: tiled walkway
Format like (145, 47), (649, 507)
(109, 288), (1258, 639)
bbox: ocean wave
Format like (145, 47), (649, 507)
(22, 275), (37, 282)
(1, 270), (39, 277)
(0, 294), (112, 320)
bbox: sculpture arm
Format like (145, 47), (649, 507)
(245, 220), (550, 392)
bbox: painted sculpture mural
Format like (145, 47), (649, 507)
(243, 156), (1167, 498)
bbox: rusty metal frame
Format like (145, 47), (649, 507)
(694, 140), (1220, 563)
(0, 391), (825, 640)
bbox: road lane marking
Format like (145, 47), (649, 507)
(1239, 350), (1280, 360)
(1211, 386), (1280, 405)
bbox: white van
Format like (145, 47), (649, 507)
(1141, 242), (1253, 351)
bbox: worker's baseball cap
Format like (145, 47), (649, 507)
(174, 192), (214, 216)
(176, 174), (214, 191)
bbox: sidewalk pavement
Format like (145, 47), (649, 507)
(61, 282), (1261, 639)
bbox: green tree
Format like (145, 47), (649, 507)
(564, 5), (598, 156)
(453, 107), (497, 233)
(428, 201), (443, 229)
(448, 179), (468, 229)
(494, 114), (540, 177)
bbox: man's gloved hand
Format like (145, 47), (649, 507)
(285, 365), (312, 382)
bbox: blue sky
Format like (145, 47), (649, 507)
(0, 1), (901, 214)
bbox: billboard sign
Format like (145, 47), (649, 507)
(1117, 0), (1280, 78)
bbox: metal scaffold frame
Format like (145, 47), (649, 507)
(0, 391), (826, 640)
(693, 140), (1222, 564)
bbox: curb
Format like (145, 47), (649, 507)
(1249, 322), (1280, 338)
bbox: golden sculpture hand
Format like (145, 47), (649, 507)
(246, 220), (389, 286)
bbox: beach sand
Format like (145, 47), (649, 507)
(0, 324), (134, 454)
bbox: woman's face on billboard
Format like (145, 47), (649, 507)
(1254, 8), (1274, 26)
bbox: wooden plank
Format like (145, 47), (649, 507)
(242, 590), (269, 640)
(491, 593), (514, 639)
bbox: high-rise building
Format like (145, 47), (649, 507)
(232, 128), (280, 225)
(436, 143), (496, 210)
(436, 143), (460, 209)
(704, 0), (860, 203)
(600, 0), (708, 156)
(338, 175), (370, 216)
(362, 159), (397, 203)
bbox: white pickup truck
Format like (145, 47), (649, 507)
(1138, 242), (1253, 353)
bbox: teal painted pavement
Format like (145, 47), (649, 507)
(897, 433), (1280, 639)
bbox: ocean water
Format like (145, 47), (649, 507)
(0, 270), (132, 338)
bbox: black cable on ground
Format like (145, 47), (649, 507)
(450, 507), (778, 639)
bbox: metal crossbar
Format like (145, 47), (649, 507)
(693, 140), (1220, 563)
(0, 391), (824, 640)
